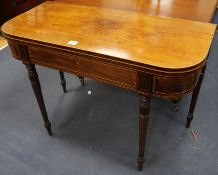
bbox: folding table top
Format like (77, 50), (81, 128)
(54, 0), (218, 22)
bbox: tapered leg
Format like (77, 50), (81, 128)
(186, 65), (206, 128)
(77, 76), (85, 86)
(59, 71), (67, 93)
(26, 64), (52, 135)
(137, 95), (151, 171)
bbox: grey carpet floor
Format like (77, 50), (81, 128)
(0, 33), (218, 175)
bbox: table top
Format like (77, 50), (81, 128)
(54, 0), (218, 22)
(2, 1), (216, 70)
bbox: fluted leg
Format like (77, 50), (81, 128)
(59, 71), (67, 93)
(26, 64), (52, 135)
(137, 95), (151, 171)
(77, 76), (85, 86)
(186, 65), (206, 128)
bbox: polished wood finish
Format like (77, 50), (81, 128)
(138, 95), (151, 170)
(2, 2), (215, 71)
(59, 71), (67, 93)
(26, 64), (52, 136)
(2, 2), (216, 170)
(186, 64), (207, 128)
(54, 0), (218, 22)
(0, 0), (45, 26)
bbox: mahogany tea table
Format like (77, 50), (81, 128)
(2, 1), (216, 170)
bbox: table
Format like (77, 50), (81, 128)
(2, 1), (216, 170)
(0, 0), (45, 26)
(54, 0), (218, 22)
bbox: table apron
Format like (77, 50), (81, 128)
(9, 41), (202, 98)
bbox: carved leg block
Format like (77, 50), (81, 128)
(186, 65), (206, 128)
(137, 95), (151, 171)
(26, 64), (52, 135)
(59, 71), (67, 93)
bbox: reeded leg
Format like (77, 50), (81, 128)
(77, 76), (85, 86)
(186, 65), (206, 128)
(137, 95), (151, 171)
(59, 71), (67, 93)
(26, 64), (52, 135)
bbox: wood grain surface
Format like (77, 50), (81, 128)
(1, 2), (216, 169)
(2, 1), (216, 70)
(54, 0), (218, 22)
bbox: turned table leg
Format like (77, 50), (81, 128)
(26, 64), (52, 135)
(171, 97), (181, 112)
(59, 71), (67, 93)
(137, 95), (151, 170)
(77, 76), (85, 86)
(186, 65), (206, 128)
